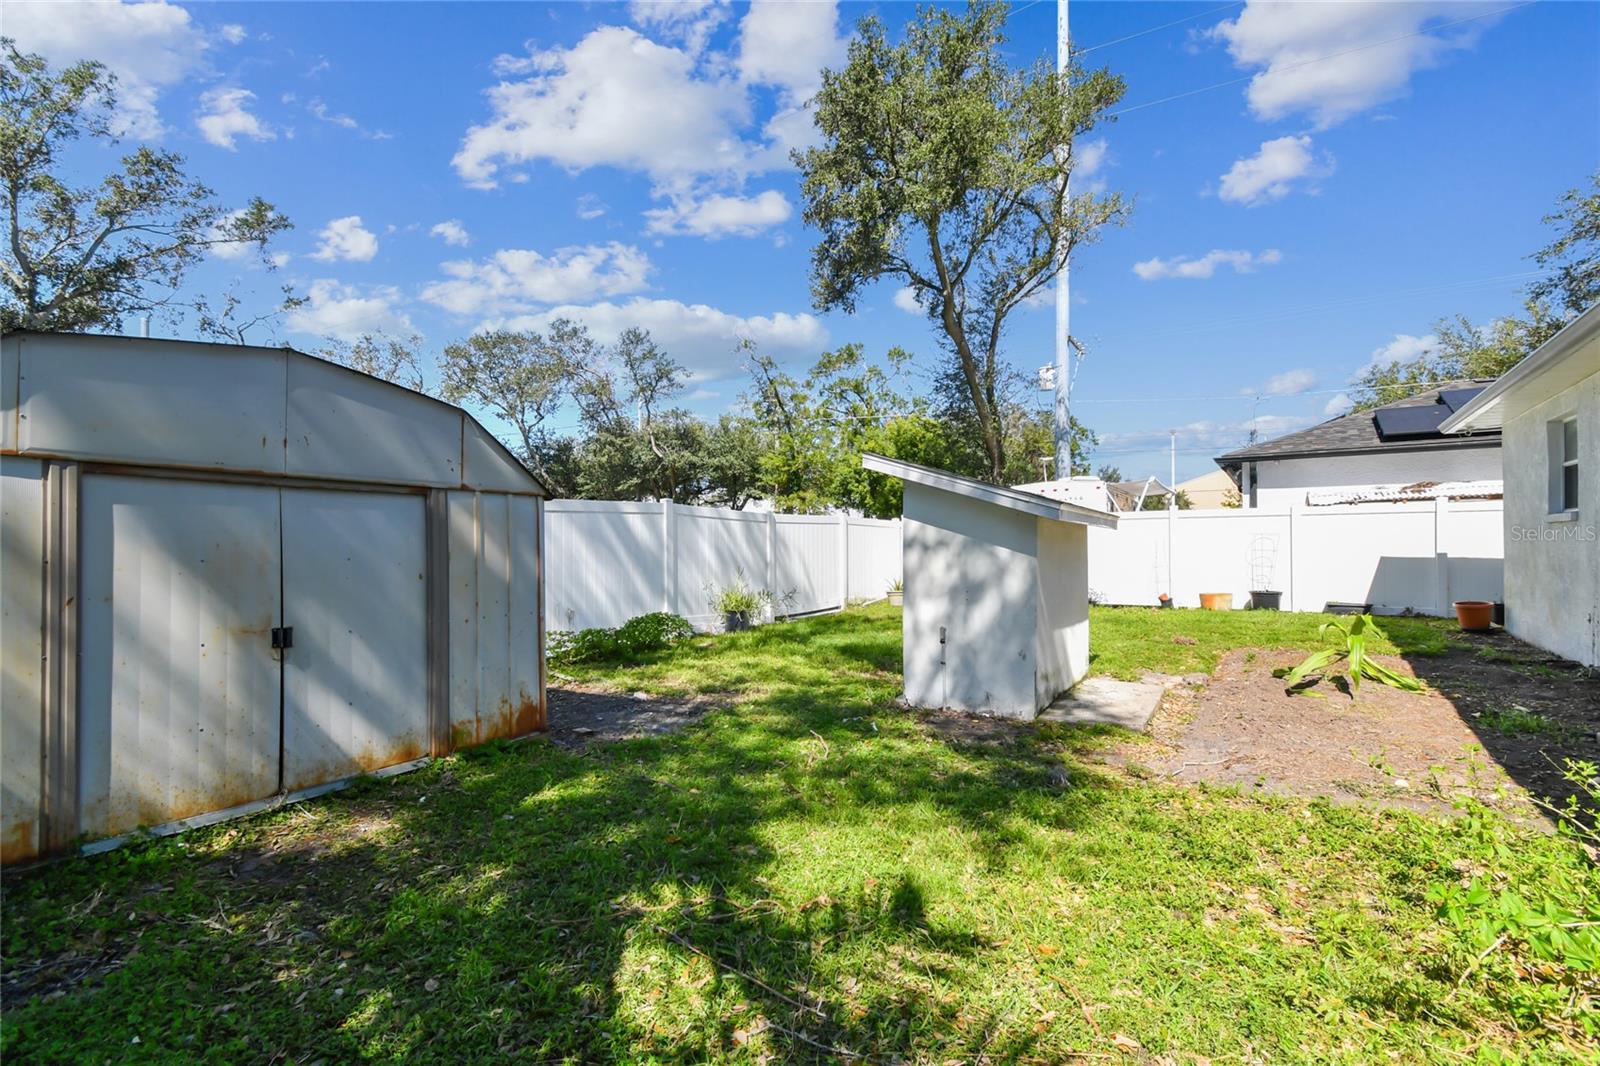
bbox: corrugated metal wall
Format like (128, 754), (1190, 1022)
(448, 492), (545, 746)
(1, 458), (45, 863)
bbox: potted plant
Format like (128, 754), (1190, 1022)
(1247, 534), (1282, 611)
(1198, 592), (1233, 611)
(712, 575), (772, 633)
(1454, 600), (1494, 632)
(886, 578), (904, 606)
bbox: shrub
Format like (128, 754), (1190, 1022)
(615, 612), (695, 654)
(1273, 614), (1424, 696)
(548, 612), (695, 667)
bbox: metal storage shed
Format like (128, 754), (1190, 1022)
(1, 332), (548, 864)
(862, 454), (1117, 720)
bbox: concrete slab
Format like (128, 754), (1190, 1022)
(1038, 677), (1164, 731)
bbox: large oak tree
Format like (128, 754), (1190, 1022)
(797, 1), (1127, 482)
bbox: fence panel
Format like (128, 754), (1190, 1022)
(544, 500), (664, 632)
(774, 513), (842, 616)
(1088, 500), (1504, 615)
(847, 517), (903, 601)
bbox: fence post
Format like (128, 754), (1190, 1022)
(661, 500), (678, 615)
(837, 512), (850, 609)
(1434, 495), (1450, 617)
(766, 511), (778, 604)
(1286, 504), (1298, 613)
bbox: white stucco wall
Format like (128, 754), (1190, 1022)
(902, 482), (1092, 718)
(1249, 446), (1501, 509)
(1034, 519), (1090, 707)
(1500, 366), (1599, 667)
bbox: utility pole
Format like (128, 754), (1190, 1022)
(1052, 0), (1073, 481)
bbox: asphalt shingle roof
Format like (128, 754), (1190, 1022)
(1216, 379), (1501, 465)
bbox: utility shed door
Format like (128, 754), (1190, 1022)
(78, 475), (283, 837)
(281, 489), (428, 790)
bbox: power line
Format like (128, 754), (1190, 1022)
(1078, 2), (1242, 55)
(1109, 0), (1536, 118)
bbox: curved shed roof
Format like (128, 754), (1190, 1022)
(1, 331), (544, 495)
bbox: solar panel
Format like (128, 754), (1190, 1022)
(1373, 404), (1449, 439)
(1438, 387), (1486, 413)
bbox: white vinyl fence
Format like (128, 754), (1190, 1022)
(1086, 499), (1504, 615)
(544, 499), (903, 632)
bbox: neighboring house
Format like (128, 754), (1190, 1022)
(1441, 305), (1598, 667)
(1217, 381), (1502, 508)
(1176, 468), (1239, 509)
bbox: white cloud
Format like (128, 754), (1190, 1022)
(893, 286), (922, 314)
(1210, 1), (1505, 128)
(1243, 368), (1317, 397)
(311, 216), (380, 263)
(286, 280), (414, 340)
(196, 87), (274, 149)
(1132, 248), (1282, 281)
(736, 0), (845, 100)
(1218, 135), (1332, 206)
(498, 297), (826, 377)
(219, 23), (247, 45)
(430, 220), (471, 247)
(1102, 414), (1313, 454)
(454, 3), (840, 234)
(422, 242), (653, 315)
(308, 98), (392, 139)
(576, 194), (608, 220)
(629, 0), (730, 55)
(1369, 332), (1437, 364)
(5, 0), (209, 137)
(455, 26), (753, 188)
(1323, 392), (1354, 416)
(643, 189), (791, 238)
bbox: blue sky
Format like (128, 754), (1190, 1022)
(12, 0), (1598, 480)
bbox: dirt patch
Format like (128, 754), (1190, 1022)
(919, 708), (1032, 748)
(547, 685), (724, 750)
(1104, 634), (1599, 816)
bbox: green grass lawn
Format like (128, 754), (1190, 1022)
(2, 604), (1592, 1063)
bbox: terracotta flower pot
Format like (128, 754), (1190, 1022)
(1454, 600), (1494, 631)
(1198, 592), (1233, 611)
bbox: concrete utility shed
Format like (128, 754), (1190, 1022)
(862, 454), (1118, 719)
(1, 332), (548, 864)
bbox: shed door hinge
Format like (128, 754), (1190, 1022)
(271, 626), (294, 650)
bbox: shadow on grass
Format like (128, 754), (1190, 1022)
(1396, 625), (1600, 813)
(1, 606), (1112, 1063)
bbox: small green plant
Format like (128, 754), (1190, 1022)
(1478, 705), (1563, 737)
(548, 612), (695, 667)
(1427, 759), (1600, 1030)
(887, 578), (904, 593)
(711, 572), (772, 618)
(1273, 614), (1425, 696)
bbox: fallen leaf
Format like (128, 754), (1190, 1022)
(1112, 1033), (1143, 1054)
(1035, 945), (1059, 957)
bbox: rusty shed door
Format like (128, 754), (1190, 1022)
(77, 475), (284, 837)
(280, 488), (428, 791)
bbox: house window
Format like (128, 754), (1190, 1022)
(1549, 415), (1579, 514)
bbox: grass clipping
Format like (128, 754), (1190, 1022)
(1273, 614), (1426, 697)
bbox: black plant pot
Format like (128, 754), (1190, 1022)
(1492, 602), (1505, 627)
(1325, 601), (1374, 616)
(1249, 590), (1283, 610)
(723, 611), (752, 633)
